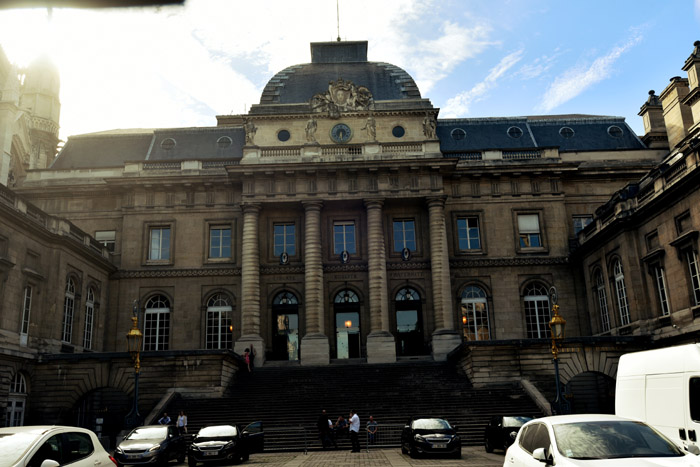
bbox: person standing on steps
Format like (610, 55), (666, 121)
(317, 409), (332, 448)
(158, 412), (171, 425)
(249, 343), (256, 372)
(348, 409), (360, 453)
(366, 415), (377, 445)
(176, 410), (187, 435)
(243, 348), (251, 372)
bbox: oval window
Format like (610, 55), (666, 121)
(507, 126), (523, 138)
(392, 126), (405, 138)
(217, 136), (232, 148)
(160, 138), (176, 150)
(451, 128), (466, 140)
(559, 127), (575, 139)
(607, 125), (623, 138)
(278, 130), (291, 142)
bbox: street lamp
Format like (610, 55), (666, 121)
(125, 300), (143, 428)
(548, 286), (566, 415)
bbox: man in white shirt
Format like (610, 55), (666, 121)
(348, 409), (360, 452)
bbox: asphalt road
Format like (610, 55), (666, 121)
(173, 446), (505, 466)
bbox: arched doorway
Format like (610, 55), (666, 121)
(7, 372), (28, 426)
(395, 287), (424, 356)
(334, 289), (361, 359)
(566, 371), (616, 415)
(271, 291), (299, 361)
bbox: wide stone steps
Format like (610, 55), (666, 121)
(165, 361), (542, 451)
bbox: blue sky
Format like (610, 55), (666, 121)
(0, 0), (699, 141)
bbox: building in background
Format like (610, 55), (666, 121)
(0, 38), (698, 431)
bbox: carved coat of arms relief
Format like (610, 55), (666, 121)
(310, 78), (374, 118)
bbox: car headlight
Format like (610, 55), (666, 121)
(225, 441), (236, 448)
(148, 444), (161, 452)
(414, 434), (425, 441)
(115, 447), (124, 454)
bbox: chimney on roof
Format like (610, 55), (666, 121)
(681, 40), (700, 134)
(659, 76), (694, 149)
(638, 90), (669, 149)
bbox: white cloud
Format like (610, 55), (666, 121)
(441, 49), (524, 117)
(537, 31), (643, 112)
(516, 50), (561, 80)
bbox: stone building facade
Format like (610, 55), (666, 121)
(1, 39), (699, 428)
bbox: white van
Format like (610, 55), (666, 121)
(616, 344), (700, 454)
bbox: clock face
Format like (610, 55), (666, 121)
(330, 123), (352, 143)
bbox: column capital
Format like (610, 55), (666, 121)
(363, 198), (385, 209)
(241, 202), (261, 214)
(301, 200), (324, 211)
(426, 195), (447, 208)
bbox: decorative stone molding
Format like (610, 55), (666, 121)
(310, 78), (374, 118)
(114, 268), (242, 279)
(451, 257), (569, 268)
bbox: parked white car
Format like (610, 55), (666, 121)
(504, 414), (700, 466)
(0, 425), (117, 467)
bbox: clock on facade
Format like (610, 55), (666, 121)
(330, 123), (352, 143)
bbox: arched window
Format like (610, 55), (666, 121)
(395, 287), (424, 356)
(334, 290), (359, 303)
(62, 278), (76, 343)
(7, 373), (27, 426)
(206, 293), (233, 349)
(613, 260), (630, 326)
(144, 295), (170, 351)
(524, 282), (551, 338)
(271, 291), (299, 361)
(595, 270), (610, 333)
(273, 291), (298, 305)
(460, 286), (490, 341)
(83, 287), (95, 349)
(334, 290), (360, 359)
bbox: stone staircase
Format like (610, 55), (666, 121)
(165, 360), (542, 451)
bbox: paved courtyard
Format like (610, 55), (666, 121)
(176, 446), (505, 466)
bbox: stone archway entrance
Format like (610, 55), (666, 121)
(74, 387), (131, 450)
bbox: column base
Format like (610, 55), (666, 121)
(431, 329), (462, 361)
(301, 333), (330, 366)
(234, 334), (265, 367)
(366, 331), (396, 364)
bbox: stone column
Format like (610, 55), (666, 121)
(427, 196), (461, 360)
(301, 200), (329, 365)
(235, 203), (264, 359)
(364, 199), (396, 363)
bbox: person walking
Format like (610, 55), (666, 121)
(348, 409), (360, 453)
(316, 409), (331, 448)
(176, 410), (187, 435)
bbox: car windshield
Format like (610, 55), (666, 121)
(196, 426), (238, 440)
(503, 417), (531, 427)
(553, 421), (684, 459)
(127, 427), (167, 440)
(0, 432), (42, 467)
(413, 419), (451, 430)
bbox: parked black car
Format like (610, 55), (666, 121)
(400, 417), (461, 459)
(114, 425), (186, 467)
(484, 415), (532, 452)
(188, 422), (264, 466)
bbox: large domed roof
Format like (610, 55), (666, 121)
(257, 41), (421, 106)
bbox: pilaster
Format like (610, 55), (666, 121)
(236, 203), (263, 357)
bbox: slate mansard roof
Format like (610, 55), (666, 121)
(51, 127), (244, 170)
(438, 115), (646, 154)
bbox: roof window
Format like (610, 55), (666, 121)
(507, 126), (523, 139)
(160, 138), (176, 150)
(451, 128), (466, 141)
(607, 125), (623, 138)
(559, 127), (575, 139)
(217, 136), (233, 148)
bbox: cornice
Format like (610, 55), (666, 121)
(114, 268), (241, 279)
(450, 256), (569, 268)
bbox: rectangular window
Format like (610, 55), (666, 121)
(646, 231), (660, 250)
(333, 221), (356, 255)
(21, 286), (32, 335)
(688, 250), (700, 306)
(677, 212), (692, 234)
(596, 282), (611, 333)
(457, 217), (481, 250)
(95, 230), (116, 252)
(573, 215), (593, 235)
(654, 266), (670, 316)
(274, 223), (296, 256)
(149, 227), (171, 261)
(393, 220), (416, 252)
(518, 214), (541, 248)
(209, 226), (232, 258)
(144, 310), (170, 351)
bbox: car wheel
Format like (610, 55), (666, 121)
(485, 436), (494, 453)
(453, 449), (462, 459)
(188, 457), (196, 467)
(242, 450), (249, 462)
(177, 453), (185, 463)
(409, 445), (418, 458)
(401, 443), (408, 455)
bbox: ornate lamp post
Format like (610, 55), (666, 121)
(548, 287), (566, 415)
(125, 300), (144, 428)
